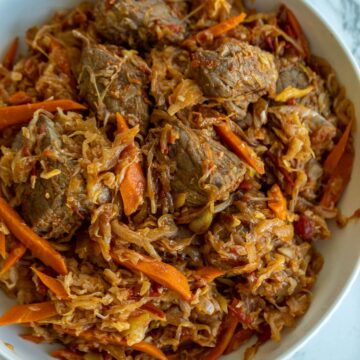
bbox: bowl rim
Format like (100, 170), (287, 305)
(275, 1), (360, 359)
(0, 1), (359, 360)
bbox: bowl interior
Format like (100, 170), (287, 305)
(0, 1), (359, 359)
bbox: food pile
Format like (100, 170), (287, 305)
(0, 1), (355, 359)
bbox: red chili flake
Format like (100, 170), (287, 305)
(239, 179), (253, 191)
(229, 304), (252, 326)
(258, 324), (272, 343)
(35, 277), (48, 296)
(284, 24), (295, 38)
(149, 283), (163, 297)
(265, 36), (274, 51)
(23, 57), (39, 81)
(141, 302), (166, 318)
(127, 285), (141, 300)
(102, 352), (113, 360)
(230, 247), (238, 255)
(294, 214), (315, 241)
(37, 123), (47, 135)
(287, 98), (297, 105)
(22, 146), (30, 156)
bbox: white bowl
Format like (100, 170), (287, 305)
(0, 0), (359, 359)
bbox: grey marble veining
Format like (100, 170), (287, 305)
(310, 0), (360, 63)
(333, 0), (360, 61)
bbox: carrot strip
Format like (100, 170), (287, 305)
(50, 349), (83, 360)
(194, 13), (246, 43)
(0, 197), (68, 275)
(32, 268), (69, 300)
(3, 37), (19, 70)
(283, 5), (310, 59)
(49, 39), (73, 79)
(141, 302), (166, 318)
(224, 328), (253, 355)
(0, 243), (26, 275)
(215, 123), (265, 175)
(267, 184), (287, 220)
(192, 267), (225, 283)
(20, 334), (45, 344)
(116, 112), (130, 134)
(56, 328), (167, 360)
(321, 148), (354, 209)
(112, 249), (192, 301)
(204, 313), (238, 360)
(0, 302), (57, 325)
(0, 100), (86, 131)
(0, 232), (6, 259)
(323, 120), (353, 178)
(131, 341), (167, 360)
(8, 91), (32, 106)
(116, 113), (145, 216)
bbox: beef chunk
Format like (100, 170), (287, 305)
(275, 59), (333, 118)
(168, 123), (245, 207)
(13, 115), (85, 239)
(79, 43), (150, 132)
(276, 61), (309, 92)
(190, 39), (278, 101)
(94, 0), (186, 48)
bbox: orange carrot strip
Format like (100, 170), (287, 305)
(0, 100), (86, 131)
(116, 112), (130, 134)
(0, 197), (68, 275)
(323, 120), (353, 178)
(204, 313), (238, 360)
(267, 184), (287, 220)
(0, 302), (57, 325)
(49, 39), (73, 79)
(8, 91), (32, 105)
(32, 268), (69, 300)
(51, 349), (83, 360)
(283, 5), (310, 59)
(0, 232), (6, 259)
(3, 37), (19, 70)
(215, 123), (265, 175)
(224, 328), (253, 355)
(116, 113), (145, 216)
(195, 13), (246, 42)
(321, 148), (354, 209)
(192, 267), (225, 283)
(20, 334), (45, 344)
(0, 243), (26, 275)
(112, 250), (192, 301)
(141, 302), (166, 318)
(131, 341), (167, 360)
(57, 328), (167, 360)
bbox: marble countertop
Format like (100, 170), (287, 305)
(294, 1), (360, 359)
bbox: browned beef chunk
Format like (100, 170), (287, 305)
(168, 123), (245, 207)
(13, 115), (86, 239)
(190, 39), (278, 101)
(79, 43), (150, 132)
(275, 59), (333, 118)
(276, 61), (309, 92)
(94, 0), (186, 48)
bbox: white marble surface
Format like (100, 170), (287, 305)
(293, 0), (360, 359)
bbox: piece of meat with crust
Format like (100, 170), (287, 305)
(168, 122), (246, 207)
(276, 60), (309, 92)
(78, 42), (150, 132)
(13, 115), (86, 239)
(276, 58), (333, 118)
(94, 0), (186, 49)
(190, 39), (278, 102)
